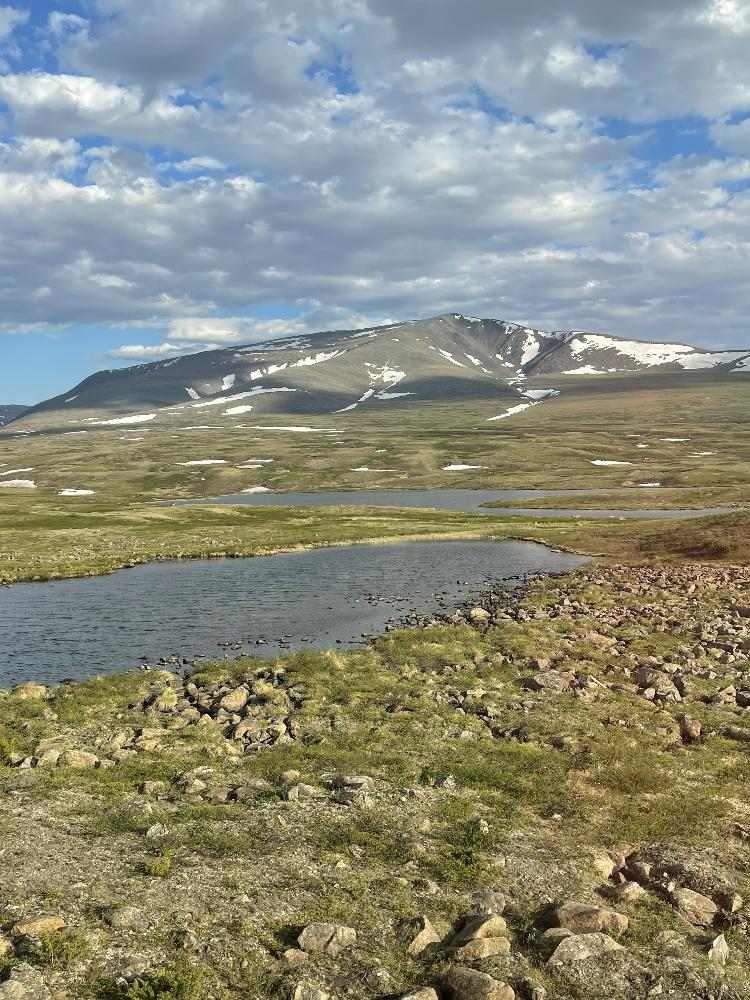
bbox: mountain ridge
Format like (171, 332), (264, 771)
(6, 313), (749, 432)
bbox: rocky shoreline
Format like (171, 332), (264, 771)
(1, 561), (750, 999)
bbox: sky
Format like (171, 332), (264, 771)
(1, 0), (750, 403)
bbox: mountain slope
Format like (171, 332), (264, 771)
(0, 405), (27, 427)
(11, 315), (749, 434)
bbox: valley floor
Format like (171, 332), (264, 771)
(1, 559), (750, 999)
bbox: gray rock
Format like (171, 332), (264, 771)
(0, 964), (51, 1000)
(552, 901), (628, 935)
(443, 966), (515, 1000)
(298, 922), (356, 957)
(669, 887), (717, 927)
(547, 932), (625, 966)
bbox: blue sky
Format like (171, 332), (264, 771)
(1, 0), (750, 403)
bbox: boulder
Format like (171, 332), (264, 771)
(56, 750), (98, 769)
(400, 991), (440, 1000)
(12, 683), (47, 701)
(11, 916), (65, 938)
(449, 913), (508, 947)
(552, 901), (628, 936)
(0, 963), (51, 999)
(398, 916), (441, 956)
(291, 987), (329, 1000)
(219, 686), (249, 713)
(450, 936), (511, 961)
(708, 933), (730, 967)
(298, 922), (356, 957)
(547, 932), (624, 966)
(443, 967), (515, 1000)
(670, 887), (717, 927)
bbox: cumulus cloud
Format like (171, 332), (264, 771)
(0, 0), (748, 357)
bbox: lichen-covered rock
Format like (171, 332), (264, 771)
(297, 922), (356, 957)
(443, 966), (515, 1000)
(547, 932), (625, 966)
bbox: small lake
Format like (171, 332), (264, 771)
(171, 487), (728, 520)
(0, 540), (587, 687)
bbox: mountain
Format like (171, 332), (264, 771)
(0, 405), (27, 427)
(8, 314), (749, 434)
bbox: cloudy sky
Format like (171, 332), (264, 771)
(1, 0), (750, 402)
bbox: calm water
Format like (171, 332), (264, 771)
(0, 540), (587, 686)
(170, 488), (728, 520)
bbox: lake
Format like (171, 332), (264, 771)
(0, 539), (587, 686)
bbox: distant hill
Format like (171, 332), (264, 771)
(0, 405), (28, 427)
(10, 314), (749, 433)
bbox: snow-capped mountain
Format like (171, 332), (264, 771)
(7, 314), (749, 433)
(0, 405), (27, 427)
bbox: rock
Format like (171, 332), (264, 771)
(0, 964), (50, 1000)
(547, 932), (625, 966)
(0, 935), (12, 957)
(708, 933), (730, 966)
(443, 966), (515, 1000)
(56, 749), (98, 769)
(523, 670), (574, 693)
(518, 979), (546, 1000)
(103, 905), (145, 930)
(602, 881), (646, 904)
(450, 913), (507, 947)
(552, 901), (628, 936)
(537, 927), (574, 958)
(145, 823), (169, 840)
(282, 949), (309, 968)
(219, 686), (249, 713)
(399, 990), (439, 1000)
(470, 888), (507, 915)
(678, 715), (702, 743)
(291, 986), (329, 1000)
(398, 915), (441, 956)
(12, 683), (48, 701)
(724, 726), (750, 743)
(591, 851), (616, 879)
(450, 936), (511, 961)
(297, 922), (356, 957)
(11, 916), (66, 937)
(669, 887), (717, 927)
(469, 607), (491, 623)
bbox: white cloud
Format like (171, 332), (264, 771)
(0, 5), (27, 42)
(0, 0), (748, 357)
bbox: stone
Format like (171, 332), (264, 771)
(297, 922), (357, 957)
(11, 916), (66, 938)
(219, 687), (249, 713)
(282, 949), (309, 968)
(291, 986), (329, 1000)
(0, 935), (12, 957)
(523, 669), (574, 693)
(470, 888), (507, 915)
(450, 936), (511, 961)
(678, 715), (702, 743)
(145, 823), (168, 840)
(708, 933), (730, 967)
(443, 966), (515, 1000)
(553, 901), (628, 936)
(547, 932), (625, 966)
(398, 916), (441, 956)
(103, 905), (145, 930)
(537, 927), (574, 958)
(469, 607), (491, 623)
(669, 887), (717, 927)
(399, 990), (439, 1000)
(12, 683), (48, 701)
(0, 963), (51, 1000)
(602, 881), (646, 904)
(591, 851), (616, 879)
(57, 750), (98, 769)
(450, 912), (507, 947)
